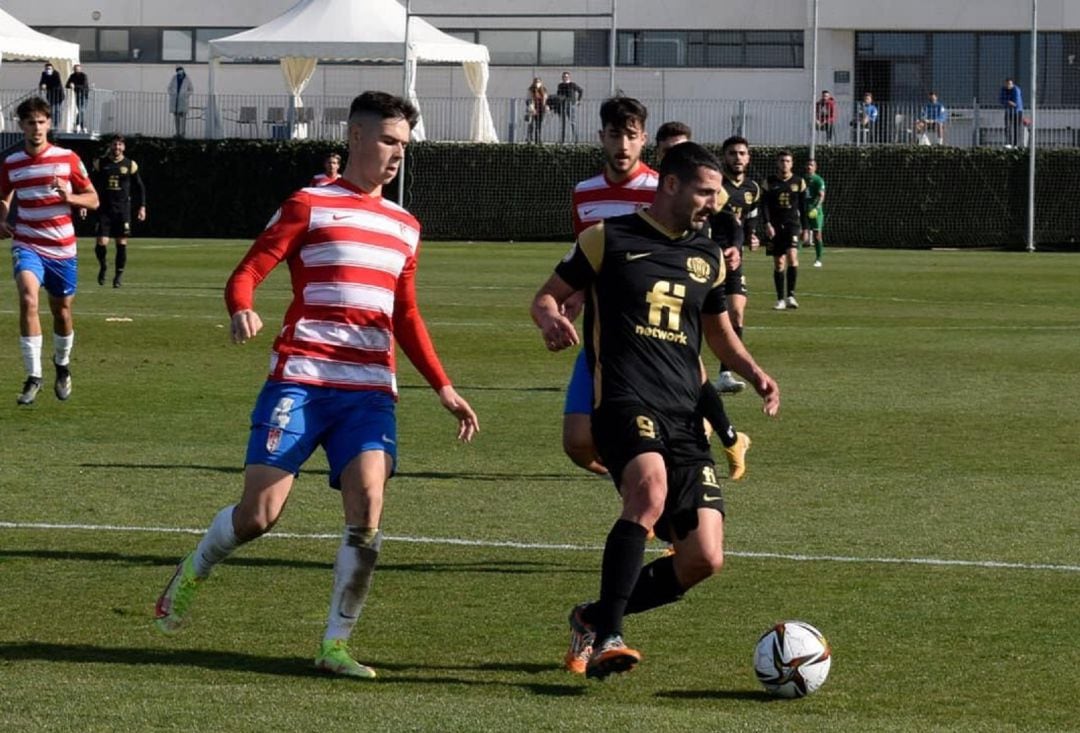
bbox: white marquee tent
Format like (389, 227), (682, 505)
(0, 7), (80, 131)
(208, 0), (498, 142)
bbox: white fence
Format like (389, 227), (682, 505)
(3, 89), (1079, 149)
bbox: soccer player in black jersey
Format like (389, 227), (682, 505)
(761, 150), (807, 310)
(92, 135), (146, 287)
(531, 142), (780, 680)
(710, 135), (762, 394)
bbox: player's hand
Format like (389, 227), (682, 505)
(749, 233), (760, 251)
(137, 206), (147, 222)
(765, 224), (775, 240)
(230, 309), (263, 344)
(753, 372), (780, 417)
(540, 313), (579, 352)
(438, 385), (479, 442)
(723, 246), (741, 272)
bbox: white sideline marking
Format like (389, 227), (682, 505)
(1, 521), (1077, 574)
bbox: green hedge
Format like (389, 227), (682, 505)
(62, 137), (1079, 249)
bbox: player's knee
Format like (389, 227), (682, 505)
(562, 421), (597, 469)
(232, 504), (280, 541)
(622, 474), (667, 525)
(18, 290), (38, 315)
(679, 546), (725, 585)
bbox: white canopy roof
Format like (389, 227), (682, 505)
(0, 6), (79, 64)
(208, 0), (497, 142)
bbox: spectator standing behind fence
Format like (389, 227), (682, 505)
(555, 71), (584, 143)
(920, 91), (946, 145)
(1000, 78), (1023, 148)
(65, 64), (90, 134)
(856, 92), (879, 144)
(815, 90), (836, 143)
(38, 63), (65, 125)
(167, 66), (194, 138)
(527, 77), (548, 144)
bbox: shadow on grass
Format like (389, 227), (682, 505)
(656, 688), (776, 702)
(0, 548), (590, 575)
(0, 642), (586, 696)
(77, 463), (577, 482)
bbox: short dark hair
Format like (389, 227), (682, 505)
(111, 134), (125, 143)
(349, 91), (420, 129)
(325, 153), (341, 163)
(658, 141), (721, 183)
(721, 135), (749, 152)
(776, 149), (794, 160)
(655, 121), (691, 144)
(599, 96), (647, 131)
(16, 97), (50, 121)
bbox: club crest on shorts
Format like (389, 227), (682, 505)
(686, 256), (711, 283)
(266, 427), (283, 453)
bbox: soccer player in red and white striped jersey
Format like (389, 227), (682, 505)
(154, 92), (479, 680)
(0, 96), (98, 405)
(309, 152), (341, 186)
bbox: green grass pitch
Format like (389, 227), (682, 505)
(1, 240), (1078, 732)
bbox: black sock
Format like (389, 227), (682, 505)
(590, 519), (648, 641)
(625, 554), (684, 615)
(698, 383), (736, 447)
(786, 266), (798, 297)
(773, 270), (785, 300)
(115, 244), (127, 274)
(94, 244), (107, 269)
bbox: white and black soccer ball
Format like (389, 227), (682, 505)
(753, 620), (832, 698)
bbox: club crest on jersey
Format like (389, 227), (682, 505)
(744, 191), (754, 204)
(686, 256), (711, 283)
(790, 183), (800, 192)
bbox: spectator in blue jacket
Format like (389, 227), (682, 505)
(920, 91), (947, 145)
(1000, 78), (1024, 148)
(857, 91), (879, 144)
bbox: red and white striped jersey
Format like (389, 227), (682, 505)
(226, 179), (451, 396)
(571, 161), (658, 237)
(0, 144), (91, 259)
(309, 173), (340, 186)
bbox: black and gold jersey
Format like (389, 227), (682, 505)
(92, 156), (146, 214)
(710, 176), (761, 249)
(555, 211), (726, 417)
(761, 174), (807, 231)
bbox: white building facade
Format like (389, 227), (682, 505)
(2, 0), (1077, 144)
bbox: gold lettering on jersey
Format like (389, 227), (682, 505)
(701, 465), (720, 488)
(636, 415), (656, 439)
(686, 257), (711, 284)
(779, 191), (791, 208)
(645, 281), (685, 331)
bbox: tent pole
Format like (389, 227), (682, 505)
(398, 0), (412, 206)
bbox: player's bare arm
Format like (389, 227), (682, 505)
(0, 190), (12, 237)
(703, 312), (780, 416)
(530, 273), (581, 351)
(230, 309), (263, 344)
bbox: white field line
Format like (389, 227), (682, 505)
(1, 521), (1077, 574)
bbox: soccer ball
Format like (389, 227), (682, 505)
(753, 620), (832, 698)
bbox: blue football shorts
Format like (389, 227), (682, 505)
(12, 246), (78, 298)
(245, 380), (398, 489)
(563, 349), (594, 415)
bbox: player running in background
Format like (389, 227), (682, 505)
(310, 152), (341, 186)
(804, 159), (826, 267)
(153, 91), (479, 680)
(711, 135), (761, 396)
(563, 97), (658, 475)
(762, 150), (808, 310)
(532, 142), (780, 680)
(91, 135), (146, 288)
(0, 97), (99, 405)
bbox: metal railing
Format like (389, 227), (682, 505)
(3, 89), (1078, 148)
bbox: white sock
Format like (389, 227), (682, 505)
(20, 335), (43, 378)
(53, 332), (74, 367)
(323, 527), (382, 643)
(192, 505), (241, 578)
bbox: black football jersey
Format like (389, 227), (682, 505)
(761, 174), (807, 230)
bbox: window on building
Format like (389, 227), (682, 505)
(163, 29), (194, 62)
(574, 30), (609, 66)
(478, 30), (538, 65)
(129, 27), (161, 62)
(619, 29), (802, 68)
(98, 29), (130, 62)
(196, 28), (246, 62)
(540, 30), (575, 66)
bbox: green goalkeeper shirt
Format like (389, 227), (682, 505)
(806, 173), (826, 211)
